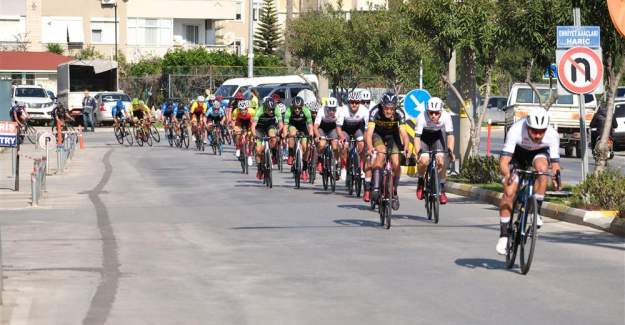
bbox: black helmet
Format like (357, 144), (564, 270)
(292, 96), (304, 108)
(263, 97), (276, 111)
(381, 92), (398, 108)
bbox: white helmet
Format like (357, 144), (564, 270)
(197, 95), (205, 102)
(360, 90), (372, 102)
(348, 92), (360, 102)
(427, 97), (444, 112)
(526, 108), (550, 130)
(326, 97), (338, 109)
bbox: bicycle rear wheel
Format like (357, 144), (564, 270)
(182, 128), (189, 148)
(329, 150), (336, 192)
(134, 126), (144, 147)
(308, 148), (317, 184)
(294, 148), (301, 189)
(520, 196), (538, 275)
(264, 147), (273, 188)
(240, 141), (247, 173)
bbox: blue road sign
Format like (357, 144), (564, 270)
(557, 26), (600, 48)
(403, 89), (431, 119)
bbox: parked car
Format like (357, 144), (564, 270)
(613, 100), (625, 150)
(616, 86), (625, 100)
(11, 85), (55, 125)
(479, 96), (507, 124)
(94, 92), (131, 126)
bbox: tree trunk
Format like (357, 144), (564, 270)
(595, 55), (625, 172)
(284, 0), (293, 68)
(470, 65), (494, 157)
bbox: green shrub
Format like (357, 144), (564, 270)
(572, 169), (625, 217)
(46, 43), (64, 55)
(459, 155), (500, 184)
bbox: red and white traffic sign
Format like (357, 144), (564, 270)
(557, 47), (603, 94)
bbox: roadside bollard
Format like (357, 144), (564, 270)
(487, 119), (492, 157)
(31, 171), (37, 206)
(79, 126), (85, 149)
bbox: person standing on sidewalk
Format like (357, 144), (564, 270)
(82, 90), (96, 132)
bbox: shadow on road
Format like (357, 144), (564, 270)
(337, 204), (373, 211)
(333, 219), (380, 227)
(454, 258), (506, 270)
(540, 231), (625, 251)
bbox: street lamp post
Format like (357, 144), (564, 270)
(114, 2), (118, 62)
(247, 0), (254, 77)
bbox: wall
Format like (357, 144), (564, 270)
(127, 0), (236, 20)
(0, 0), (25, 16)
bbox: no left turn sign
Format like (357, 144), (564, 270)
(557, 47), (604, 94)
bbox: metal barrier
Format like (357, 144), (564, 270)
(31, 157), (47, 207)
(56, 132), (78, 174)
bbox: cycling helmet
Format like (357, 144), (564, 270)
(380, 92), (398, 107)
(325, 97), (338, 112)
(307, 101), (320, 112)
(238, 100), (249, 109)
(132, 98), (139, 105)
(234, 92), (244, 101)
(360, 90), (372, 102)
(208, 95), (216, 101)
(348, 92), (360, 102)
(427, 97), (444, 112)
(197, 95), (205, 102)
(292, 96), (304, 108)
(526, 108), (550, 130)
(263, 97), (276, 110)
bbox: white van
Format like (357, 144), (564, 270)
(214, 74), (319, 98)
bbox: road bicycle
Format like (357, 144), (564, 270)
(345, 137), (363, 197)
(134, 120), (153, 147)
(319, 136), (338, 192)
(113, 118), (134, 146)
(289, 134), (309, 189)
(149, 122), (160, 143)
(307, 140), (318, 185)
(193, 122), (205, 151)
(505, 168), (559, 275)
(257, 136), (274, 188)
(238, 128), (253, 174)
(175, 118), (190, 149)
(164, 116), (174, 147)
(422, 149), (447, 224)
(375, 141), (400, 229)
(208, 124), (224, 155)
(17, 119), (37, 145)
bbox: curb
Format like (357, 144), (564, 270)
(446, 181), (625, 237)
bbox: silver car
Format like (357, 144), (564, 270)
(93, 92), (132, 126)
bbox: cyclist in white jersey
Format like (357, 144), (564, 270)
(337, 92), (369, 178)
(496, 108), (561, 255)
(414, 97), (455, 205)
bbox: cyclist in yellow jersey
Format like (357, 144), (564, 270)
(131, 98), (151, 125)
(190, 95), (208, 143)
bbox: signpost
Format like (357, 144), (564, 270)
(0, 121), (19, 191)
(556, 21), (603, 180)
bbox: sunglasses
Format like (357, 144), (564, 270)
(528, 127), (546, 135)
(428, 111), (441, 116)
(349, 101), (359, 105)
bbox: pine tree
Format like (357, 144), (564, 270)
(254, 0), (282, 55)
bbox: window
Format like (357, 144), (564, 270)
(127, 18), (172, 46)
(235, 1), (243, 21)
(42, 16), (84, 43)
(91, 29), (102, 42)
(253, 1), (263, 21)
(516, 89), (534, 104)
(0, 17), (25, 42)
(184, 25), (199, 44)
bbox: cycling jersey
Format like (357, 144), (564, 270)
(254, 105), (282, 131)
(10, 105), (26, 120)
(206, 107), (225, 123)
(112, 103), (127, 118)
(415, 111), (453, 136)
(338, 104), (369, 134)
(315, 108), (339, 130)
(284, 106), (312, 133)
(191, 102), (207, 115)
(233, 108), (256, 124)
(502, 119), (560, 163)
(367, 106), (406, 137)
(173, 105), (188, 119)
(131, 104), (150, 119)
(161, 102), (177, 117)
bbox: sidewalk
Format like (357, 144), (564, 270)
(0, 139), (81, 209)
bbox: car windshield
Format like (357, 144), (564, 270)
(214, 85), (237, 97)
(15, 88), (47, 97)
(256, 85), (279, 99)
(101, 94), (131, 102)
(615, 104), (625, 118)
(617, 88), (625, 98)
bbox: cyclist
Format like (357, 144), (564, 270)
(337, 91), (369, 182)
(283, 96), (314, 182)
(190, 95), (207, 143)
(172, 100), (189, 137)
(314, 97), (341, 178)
(496, 108), (561, 255)
(161, 98), (176, 133)
(414, 97), (455, 205)
(112, 99), (129, 126)
(206, 98), (226, 145)
(10, 101), (29, 126)
(252, 97), (283, 180)
(365, 93), (410, 210)
(360, 89), (373, 110)
(232, 100), (256, 166)
(51, 102), (73, 138)
(131, 98), (152, 126)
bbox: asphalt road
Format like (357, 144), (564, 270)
(480, 127), (625, 184)
(1, 130), (623, 325)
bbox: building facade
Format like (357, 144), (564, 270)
(0, 0), (386, 62)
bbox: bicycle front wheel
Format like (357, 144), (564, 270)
(125, 126), (134, 146)
(264, 147), (273, 188)
(385, 171), (393, 229)
(520, 196), (538, 275)
(114, 126), (124, 144)
(134, 126), (144, 147)
(150, 125), (160, 142)
(506, 201), (521, 269)
(432, 168), (440, 224)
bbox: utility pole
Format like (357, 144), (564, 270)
(247, 0), (254, 77)
(572, 4), (589, 180)
(285, 0), (293, 70)
(114, 2), (118, 62)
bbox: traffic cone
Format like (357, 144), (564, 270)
(79, 126), (85, 149)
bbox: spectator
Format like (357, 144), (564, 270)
(82, 90), (96, 132)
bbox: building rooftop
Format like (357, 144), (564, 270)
(0, 51), (74, 72)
